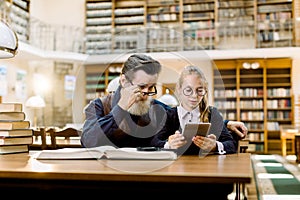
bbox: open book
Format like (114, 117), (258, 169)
(34, 145), (177, 160)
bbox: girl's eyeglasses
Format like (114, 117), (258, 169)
(183, 87), (206, 96)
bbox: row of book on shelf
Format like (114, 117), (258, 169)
(0, 102), (33, 155)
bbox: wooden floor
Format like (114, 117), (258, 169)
(246, 179), (259, 200)
(227, 173), (259, 200)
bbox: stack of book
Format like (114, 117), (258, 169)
(0, 103), (33, 154)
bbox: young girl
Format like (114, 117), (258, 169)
(157, 65), (237, 155)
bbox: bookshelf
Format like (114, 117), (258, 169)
(182, 0), (216, 50)
(146, 0), (181, 24)
(213, 58), (293, 154)
(265, 58), (293, 154)
(85, 0), (113, 55)
(146, 0), (182, 52)
(85, 63), (121, 104)
(113, 0), (146, 53)
(295, 0), (300, 46)
(216, 0), (255, 49)
(3, 0), (30, 43)
(256, 0), (294, 48)
(84, 0), (298, 54)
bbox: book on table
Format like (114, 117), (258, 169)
(0, 136), (33, 145)
(0, 103), (23, 112)
(0, 121), (30, 130)
(0, 112), (26, 121)
(0, 144), (29, 154)
(34, 145), (178, 160)
(0, 129), (33, 137)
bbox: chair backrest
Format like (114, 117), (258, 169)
(238, 139), (249, 153)
(32, 127), (47, 150)
(230, 131), (249, 153)
(48, 127), (82, 149)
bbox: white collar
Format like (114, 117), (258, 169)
(177, 104), (200, 122)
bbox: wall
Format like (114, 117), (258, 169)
(292, 59), (300, 96)
(26, 0), (86, 126)
(30, 0), (85, 28)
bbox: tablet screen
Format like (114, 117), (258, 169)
(182, 122), (211, 141)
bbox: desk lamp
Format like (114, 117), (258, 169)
(0, 20), (18, 59)
(25, 95), (46, 128)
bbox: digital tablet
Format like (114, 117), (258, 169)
(182, 122), (211, 141)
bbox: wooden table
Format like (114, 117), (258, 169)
(0, 152), (252, 199)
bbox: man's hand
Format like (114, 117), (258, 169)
(227, 121), (248, 139)
(118, 84), (141, 110)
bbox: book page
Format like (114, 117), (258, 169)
(34, 146), (177, 160)
(105, 148), (177, 160)
(34, 145), (116, 160)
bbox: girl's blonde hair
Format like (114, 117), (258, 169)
(176, 65), (210, 122)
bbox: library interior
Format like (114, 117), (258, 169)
(1, 0), (300, 199)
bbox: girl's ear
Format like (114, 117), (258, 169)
(119, 74), (126, 87)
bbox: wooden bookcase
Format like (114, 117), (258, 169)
(85, 63), (121, 104)
(213, 58), (293, 154)
(146, 0), (182, 52)
(256, 0), (294, 48)
(265, 58), (293, 154)
(85, 0), (146, 54)
(182, 0), (216, 50)
(84, 0), (298, 54)
(113, 0), (146, 53)
(85, 0), (113, 55)
(295, 0), (300, 46)
(3, 0), (30, 43)
(216, 0), (255, 49)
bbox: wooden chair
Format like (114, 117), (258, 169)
(31, 127), (48, 150)
(238, 139), (249, 153)
(48, 127), (82, 149)
(230, 132), (249, 200)
(237, 139), (249, 200)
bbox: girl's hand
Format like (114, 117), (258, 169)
(168, 130), (187, 149)
(192, 134), (217, 152)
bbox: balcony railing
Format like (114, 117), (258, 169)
(10, 15), (300, 55)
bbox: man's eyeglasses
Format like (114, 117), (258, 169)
(183, 87), (206, 97)
(127, 77), (157, 96)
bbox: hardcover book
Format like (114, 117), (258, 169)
(0, 144), (29, 154)
(0, 136), (33, 145)
(35, 145), (177, 160)
(0, 121), (30, 130)
(0, 112), (26, 121)
(0, 103), (23, 112)
(0, 129), (33, 137)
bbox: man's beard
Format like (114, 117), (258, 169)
(128, 98), (151, 116)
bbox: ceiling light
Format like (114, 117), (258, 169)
(242, 62), (251, 69)
(0, 20), (18, 59)
(251, 62), (260, 69)
(242, 62), (260, 69)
